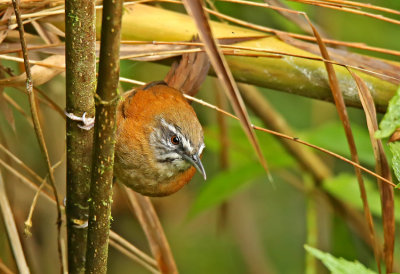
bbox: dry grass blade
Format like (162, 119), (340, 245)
(0, 158), (54, 204)
(109, 239), (160, 274)
(0, 259), (14, 274)
(263, 0), (327, 37)
(182, 0), (270, 176)
(289, 0), (400, 26)
(0, 88), (16, 131)
(303, 15), (381, 270)
(109, 230), (158, 269)
(10, 1), (65, 271)
(2, 93), (33, 127)
(122, 186), (177, 274)
(203, 4), (400, 58)
(0, 149), (159, 271)
(349, 69), (394, 273)
(321, 0), (400, 15)
(0, 171), (30, 274)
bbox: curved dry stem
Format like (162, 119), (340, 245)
(24, 177), (47, 238)
(11, 0), (64, 272)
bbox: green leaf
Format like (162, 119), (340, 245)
(389, 142), (400, 182)
(304, 245), (377, 274)
(187, 163), (265, 220)
(302, 121), (377, 167)
(375, 86), (400, 139)
(322, 173), (400, 222)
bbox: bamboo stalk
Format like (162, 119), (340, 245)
(45, 4), (399, 111)
(85, 0), (122, 271)
(65, 0), (96, 272)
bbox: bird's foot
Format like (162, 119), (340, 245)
(65, 110), (95, 130)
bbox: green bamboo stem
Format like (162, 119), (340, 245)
(48, 4), (398, 111)
(85, 0), (122, 272)
(65, 0), (96, 273)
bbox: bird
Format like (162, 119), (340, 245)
(114, 80), (206, 197)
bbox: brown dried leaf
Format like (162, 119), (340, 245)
(0, 54), (64, 87)
(388, 129), (400, 143)
(349, 69), (394, 273)
(123, 187), (177, 274)
(182, 0), (270, 175)
(0, 7), (14, 44)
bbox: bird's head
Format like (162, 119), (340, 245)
(149, 116), (206, 180)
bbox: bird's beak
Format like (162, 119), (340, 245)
(183, 153), (207, 180)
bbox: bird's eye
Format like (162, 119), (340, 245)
(170, 135), (180, 145)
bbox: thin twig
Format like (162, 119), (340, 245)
(24, 155), (65, 237)
(24, 177), (47, 237)
(10, 1), (64, 272)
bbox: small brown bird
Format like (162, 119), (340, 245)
(114, 81), (206, 197)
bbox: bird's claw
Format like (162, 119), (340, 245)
(65, 110), (95, 130)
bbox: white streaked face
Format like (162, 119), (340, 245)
(149, 118), (206, 179)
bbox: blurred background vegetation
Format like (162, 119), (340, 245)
(0, 0), (400, 273)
